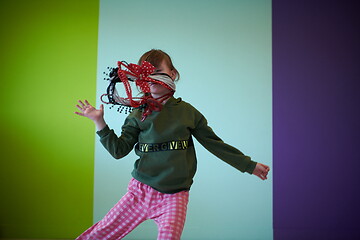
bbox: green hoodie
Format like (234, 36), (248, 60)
(97, 97), (257, 193)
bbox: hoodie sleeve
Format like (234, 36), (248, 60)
(191, 112), (257, 174)
(97, 115), (140, 159)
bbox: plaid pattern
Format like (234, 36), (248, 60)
(76, 178), (189, 240)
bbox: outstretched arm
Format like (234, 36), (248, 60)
(191, 111), (270, 180)
(75, 100), (107, 131)
(75, 100), (139, 159)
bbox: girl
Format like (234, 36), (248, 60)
(75, 49), (270, 240)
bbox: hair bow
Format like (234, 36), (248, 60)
(117, 61), (155, 105)
(101, 60), (174, 121)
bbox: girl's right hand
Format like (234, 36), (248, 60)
(75, 100), (107, 130)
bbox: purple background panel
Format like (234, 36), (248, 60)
(273, 1), (360, 239)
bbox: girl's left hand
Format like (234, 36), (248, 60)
(252, 163), (270, 180)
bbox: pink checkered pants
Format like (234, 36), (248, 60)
(76, 178), (189, 240)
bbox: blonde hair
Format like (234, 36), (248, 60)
(138, 49), (180, 81)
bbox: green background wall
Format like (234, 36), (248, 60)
(0, 0), (98, 238)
